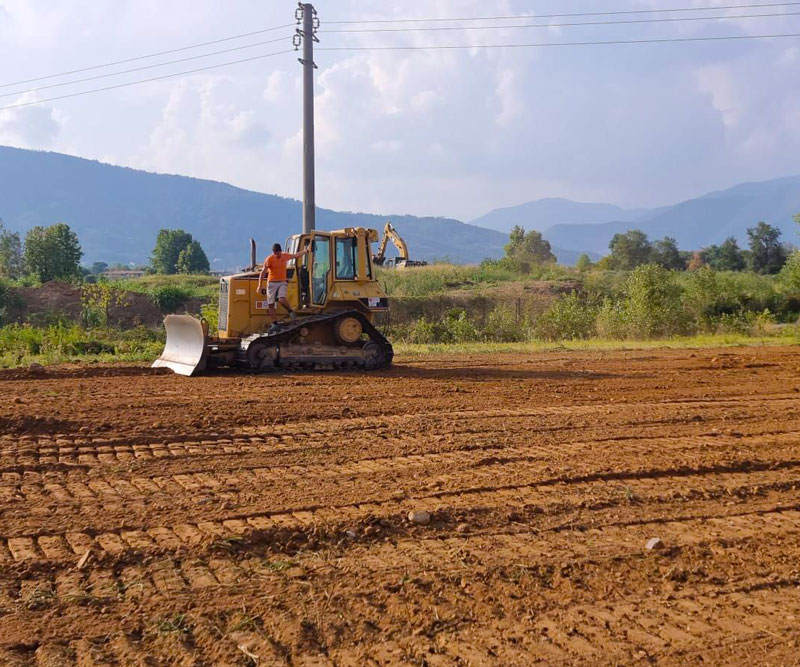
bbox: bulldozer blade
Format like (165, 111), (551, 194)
(152, 314), (209, 376)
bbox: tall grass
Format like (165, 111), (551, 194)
(0, 322), (164, 367)
(377, 261), (573, 297)
(107, 274), (218, 299)
(388, 265), (789, 345)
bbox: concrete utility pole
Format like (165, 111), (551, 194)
(295, 3), (318, 235)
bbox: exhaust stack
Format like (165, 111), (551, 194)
(250, 238), (257, 271)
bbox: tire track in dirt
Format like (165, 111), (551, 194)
(3, 507), (800, 663)
(3, 348), (800, 663)
(2, 462), (799, 568)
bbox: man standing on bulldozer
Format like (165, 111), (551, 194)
(257, 243), (309, 319)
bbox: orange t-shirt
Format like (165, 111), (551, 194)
(266, 254), (289, 282)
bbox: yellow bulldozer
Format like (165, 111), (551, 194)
(153, 227), (393, 376)
(372, 221), (428, 269)
(154, 4), (395, 376)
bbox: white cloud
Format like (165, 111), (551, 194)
(0, 0), (799, 221)
(0, 94), (63, 146)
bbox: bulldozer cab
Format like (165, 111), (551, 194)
(285, 227), (379, 310)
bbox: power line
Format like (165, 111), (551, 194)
(0, 50), (294, 111)
(321, 10), (800, 33)
(0, 35), (293, 100)
(325, 2), (800, 24)
(0, 23), (296, 90)
(317, 31), (800, 52)
(4, 30), (798, 113)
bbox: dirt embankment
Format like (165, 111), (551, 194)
(387, 280), (580, 326)
(1, 347), (800, 663)
(6, 281), (205, 327)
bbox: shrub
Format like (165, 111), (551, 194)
(483, 304), (528, 342)
(596, 264), (686, 339)
(149, 285), (191, 312)
(0, 324), (44, 359)
(533, 292), (597, 341)
(439, 309), (479, 343)
(779, 251), (800, 294)
(681, 267), (725, 332)
(581, 269), (628, 303)
(402, 309), (479, 344)
(405, 317), (439, 344)
(595, 298), (627, 339)
(200, 295), (219, 332)
(113, 326), (164, 356)
(81, 283), (129, 327)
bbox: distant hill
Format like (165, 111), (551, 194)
(544, 177), (800, 255)
(0, 146), (522, 269)
(5, 146), (792, 267)
(471, 197), (646, 233)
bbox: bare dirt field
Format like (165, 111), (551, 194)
(1, 346), (800, 665)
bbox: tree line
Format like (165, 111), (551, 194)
(597, 221), (790, 274)
(502, 217), (796, 275)
(0, 220), (210, 282)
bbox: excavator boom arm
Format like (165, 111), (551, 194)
(384, 222), (409, 260)
(373, 221), (411, 265)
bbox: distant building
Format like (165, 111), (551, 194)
(102, 269), (145, 279)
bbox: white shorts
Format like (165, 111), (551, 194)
(267, 281), (288, 305)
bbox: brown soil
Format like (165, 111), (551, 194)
(8, 282), (203, 327)
(1, 347), (800, 664)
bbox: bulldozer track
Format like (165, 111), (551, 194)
(3, 346), (800, 663)
(2, 463), (800, 566)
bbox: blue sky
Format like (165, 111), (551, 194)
(0, 0), (798, 220)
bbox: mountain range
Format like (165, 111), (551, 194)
(470, 198), (645, 233)
(475, 178), (800, 255)
(0, 146), (586, 268)
(542, 177), (800, 254)
(1, 145), (798, 268)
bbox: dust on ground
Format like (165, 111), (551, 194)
(1, 347), (800, 664)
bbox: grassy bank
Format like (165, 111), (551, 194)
(394, 329), (800, 356)
(1, 323), (797, 369)
(0, 323), (164, 368)
(106, 273), (218, 299)
(375, 262), (573, 296)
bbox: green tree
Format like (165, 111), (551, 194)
(150, 229), (194, 274)
(650, 237), (684, 270)
(608, 229), (652, 270)
(504, 226), (556, 272)
(0, 219), (24, 279)
(90, 261), (109, 275)
(703, 236), (746, 271)
(747, 221), (786, 274)
(23, 223), (83, 282)
(176, 240), (210, 274)
(575, 253), (593, 272)
(506, 225), (525, 253)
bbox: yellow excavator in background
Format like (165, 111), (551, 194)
(153, 227), (393, 376)
(372, 221), (428, 269)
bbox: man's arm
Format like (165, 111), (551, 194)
(257, 260), (268, 294)
(285, 248), (310, 260)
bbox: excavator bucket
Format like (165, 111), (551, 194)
(152, 314), (209, 376)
